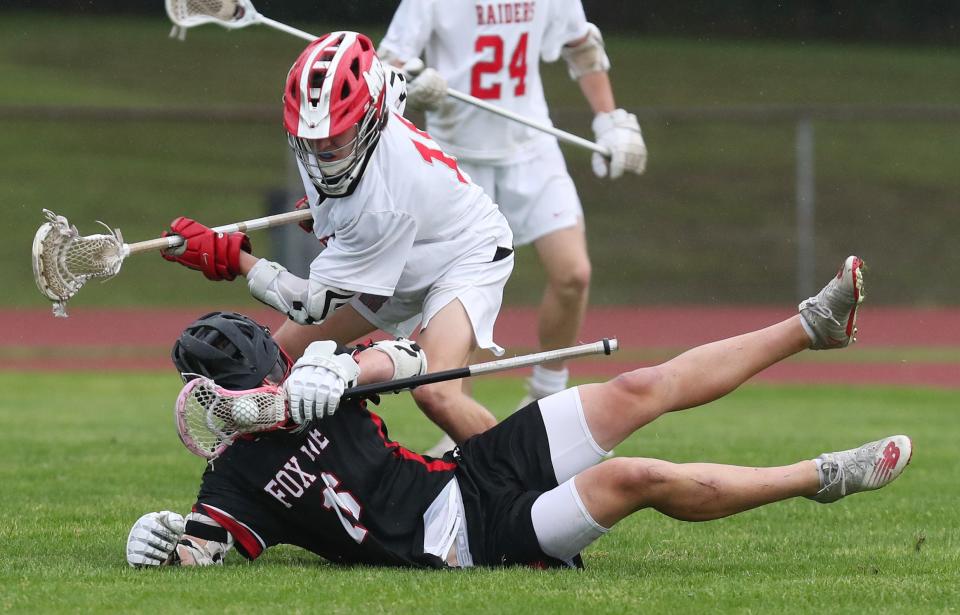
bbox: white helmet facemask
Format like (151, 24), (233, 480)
(288, 94), (385, 197)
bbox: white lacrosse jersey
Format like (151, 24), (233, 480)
(380, 0), (589, 163)
(298, 110), (512, 306)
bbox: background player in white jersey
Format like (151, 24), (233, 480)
(378, 0), (648, 412)
(160, 32), (514, 445)
(128, 257), (912, 570)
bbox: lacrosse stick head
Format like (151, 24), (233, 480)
(31, 209), (126, 318)
(165, 0), (260, 29)
(176, 377), (289, 460)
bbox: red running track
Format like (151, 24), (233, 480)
(1, 306), (958, 388)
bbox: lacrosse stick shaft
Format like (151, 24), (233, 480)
(125, 209), (314, 256)
(344, 338), (618, 398)
(444, 89), (611, 157)
(257, 14), (315, 42)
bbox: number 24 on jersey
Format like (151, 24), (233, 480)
(471, 33), (529, 99)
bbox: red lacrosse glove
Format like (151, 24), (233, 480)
(295, 195), (314, 234)
(161, 217), (251, 281)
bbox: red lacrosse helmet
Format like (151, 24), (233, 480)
(284, 31), (388, 197)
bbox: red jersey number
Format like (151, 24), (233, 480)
(395, 113), (467, 184)
(470, 33), (529, 99)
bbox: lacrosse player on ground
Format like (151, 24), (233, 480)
(378, 0), (648, 423)
(159, 32), (516, 450)
(128, 256), (912, 570)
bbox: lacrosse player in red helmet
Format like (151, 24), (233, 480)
(160, 32), (515, 452)
(379, 0), (647, 417)
(128, 256), (911, 570)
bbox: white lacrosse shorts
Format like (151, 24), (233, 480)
(350, 241), (514, 355)
(460, 139), (584, 247)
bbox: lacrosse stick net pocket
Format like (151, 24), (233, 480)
(32, 209), (125, 318)
(175, 377), (288, 460)
(165, 0), (257, 28)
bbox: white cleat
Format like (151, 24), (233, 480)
(809, 435), (913, 503)
(799, 255), (865, 349)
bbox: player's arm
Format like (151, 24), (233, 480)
(157, 216), (349, 326)
(126, 511), (234, 568)
(561, 25), (648, 179)
(378, 0), (444, 112)
(157, 216), (356, 325)
(240, 252), (357, 326)
(286, 338), (428, 426)
(378, 49), (447, 112)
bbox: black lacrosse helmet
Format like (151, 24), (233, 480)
(172, 311), (291, 390)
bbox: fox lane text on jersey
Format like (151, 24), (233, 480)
(262, 428), (329, 509)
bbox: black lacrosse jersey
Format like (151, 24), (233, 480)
(194, 399), (459, 567)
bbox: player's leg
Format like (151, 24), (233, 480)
(572, 456), (819, 527)
(527, 314), (811, 494)
(417, 234), (514, 452)
(525, 255), (864, 490)
(529, 220), (591, 387)
(580, 315), (811, 451)
(485, 141), (586, 406)
(273, 304), (378, 359)
(412, 299), (499, 443)
(579, 255), (865, 452)
(531, 434), (911, 562)
(579, 437), (912, 525)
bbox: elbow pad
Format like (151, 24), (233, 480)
(561, 23), (610, 80)
(247, 259), (355, 325)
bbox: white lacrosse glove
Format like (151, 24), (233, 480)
(126, 511), (185, 568)
(591, 109), (648, 179)
(286, 341), (360, 424)
(405, 66), (448, 112)
(369, 338), (428, 380)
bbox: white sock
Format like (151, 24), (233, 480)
(528, 366), (569, 399)
(812, 457), (826, 487)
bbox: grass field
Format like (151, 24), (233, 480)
(2, 13), (960, 308)
(1, 371), (957, 613)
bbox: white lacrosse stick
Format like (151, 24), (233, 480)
(174, 338), (619, 460)
(176, 377), (289, 460)
(31, 208), (312, 318)
(165, 0), (311, 41)
(164, 0), (611, 157)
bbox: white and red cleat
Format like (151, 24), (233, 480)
(799, 255), (865, 349)
(809, 435), (913, 503)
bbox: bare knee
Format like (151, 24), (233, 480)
(411, 381), (496, 441)
(613, 458), (676, 491)
(607, 366), (669, 406)
(411, 382), (467, 426)
(547, 260), (591, 300)
(592, 458), (679, 511)
(617, 459), (729, 522)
